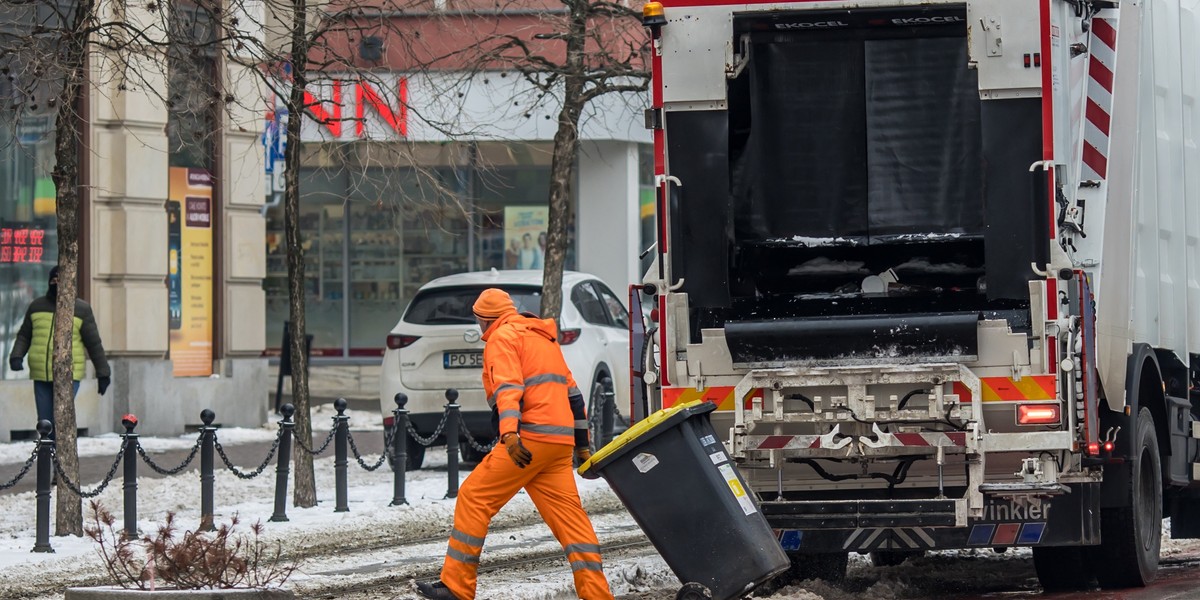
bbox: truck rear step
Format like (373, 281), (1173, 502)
(761, 498), (960, 529)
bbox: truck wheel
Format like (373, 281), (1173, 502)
(1090, 407), (1161, 588)
(1033, 546), (1094, 591)
(787, 552), (847, 582)
(870, 550), (922, 567)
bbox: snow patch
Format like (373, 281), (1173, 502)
(788, 258), (869, 276)
(892, 258), (976, 274)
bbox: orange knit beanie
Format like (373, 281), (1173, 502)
(472, 288), (516, 319)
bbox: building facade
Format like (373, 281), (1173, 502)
(0, 2), (268, 440)
(265, 71), (652, 399)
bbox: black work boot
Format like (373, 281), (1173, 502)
(415, 580), (459, 600)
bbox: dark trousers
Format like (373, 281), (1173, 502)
(34, 380), (80, 438)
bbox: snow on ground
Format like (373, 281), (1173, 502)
(0, 406), (382, 466)
(4, 427), (1200, 600)
(0, 441), (623, 599)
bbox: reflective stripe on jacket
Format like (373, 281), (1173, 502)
(482, 312), (583, 447)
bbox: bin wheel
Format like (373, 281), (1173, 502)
(676, 582), (713, 600)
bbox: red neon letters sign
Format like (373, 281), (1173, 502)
(0, 225), (46, 264)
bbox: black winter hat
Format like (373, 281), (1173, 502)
(48, 266), (59, 282)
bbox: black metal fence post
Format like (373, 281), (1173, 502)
(391, 393), (408, 506)
(199, 409), (216, 531)
(334, 398), (350, 513)
(32, 420), (53, 553)
(269, 404), (295, 522)
(122, 414), (139, 539)
(445, 389), (460, 499)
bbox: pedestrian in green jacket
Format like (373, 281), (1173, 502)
(8, 266), (111, 437)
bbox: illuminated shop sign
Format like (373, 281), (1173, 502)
(0, 225), (47, 263)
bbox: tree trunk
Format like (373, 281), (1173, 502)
(285, 0), (316, 509)
(540, 1), (587, 320)
(51, 41), (88, 538)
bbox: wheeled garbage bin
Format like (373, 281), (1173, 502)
(578, 400), (789, 600)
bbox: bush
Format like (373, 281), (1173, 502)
(84, 501), (296, 590)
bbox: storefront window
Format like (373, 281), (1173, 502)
(0, 117), (59, 380)
(348, 168), (467, 353)
(472, 166), (577, 271)
(265, 169), (346, 355)
(265, 144), (581, 358)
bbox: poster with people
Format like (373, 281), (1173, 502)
(503, 206), (548, 270)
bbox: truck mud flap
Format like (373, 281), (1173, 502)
(725, 312), (979, 367)
(769, 483), (1101, 553)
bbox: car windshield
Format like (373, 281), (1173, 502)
(403, 285), (543, 325)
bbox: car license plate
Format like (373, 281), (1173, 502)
(444, 351), (483, 369)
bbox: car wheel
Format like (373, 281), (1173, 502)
(461, 439), (490, 465)
(405, 437), (426, 471)
(589, 375), (616, 452)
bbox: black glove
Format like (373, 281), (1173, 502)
(8, 357), (22, 372)
(503, 433), (532, 468)
(98, 376), (110, 396)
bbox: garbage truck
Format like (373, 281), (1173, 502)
(629, 0), (1200, 590)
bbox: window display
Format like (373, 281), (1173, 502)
(265, 154), (577, 358)
(0, 115), (59, 380)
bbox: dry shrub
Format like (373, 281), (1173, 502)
(84, 501), (296, 590)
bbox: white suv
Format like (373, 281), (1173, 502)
(379, 270), (631, 468)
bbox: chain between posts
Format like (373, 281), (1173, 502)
(0, 446), (37, 491)
(406, 412), (449, 447)
(51, 444), (125, 499)
(294, 420), (337, 456)
(214, 429), (282, 479)
(347, 427), (394, 471)
(457, 411), (498, 453)
(136, 433), (203, 476)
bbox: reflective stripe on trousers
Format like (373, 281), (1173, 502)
(438, 439), (614, 600)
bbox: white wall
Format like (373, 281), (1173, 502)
(577, 141), (641, 297)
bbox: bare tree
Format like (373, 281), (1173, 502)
(0, 0), (237, 534)
(238, 0), (464, 507)
(473, 0), (649, 318)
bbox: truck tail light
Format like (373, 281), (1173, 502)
(559, 329), (581, 345)
(1017, 404), (1061, 425)
(386, 334), (420, 350)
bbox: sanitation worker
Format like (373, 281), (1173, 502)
(417, 288), (612, 600)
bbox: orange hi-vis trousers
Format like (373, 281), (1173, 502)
(440, 438), (613, 600)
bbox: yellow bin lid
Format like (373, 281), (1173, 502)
(577, 400), (712, 477)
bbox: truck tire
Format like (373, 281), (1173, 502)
(1033, 546), (1094, 591)
(787, 552), (847, 582)
(870, 550), (922, 567)
(1090, 407), (1161, 588)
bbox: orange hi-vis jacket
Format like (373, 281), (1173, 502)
(482, 312), (589, 447)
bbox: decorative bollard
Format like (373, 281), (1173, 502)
(32, 420), (54, 553)
(445, 389), (460, 499)
(391, 393), (409, 506)
(122, 414), (139, 539)
(334, 398), (350, 513)
(269, 404), (295, 522)
(199, 409), (217, 531)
